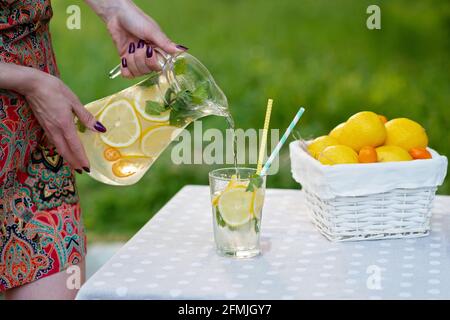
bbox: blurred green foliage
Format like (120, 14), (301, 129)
(50, 0), (450, 240)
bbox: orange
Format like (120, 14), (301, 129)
(409, 148), (432, 160)
(358, 146), (378, 163)
(103, 147), (121, 162)
(111, 156), (151, 178)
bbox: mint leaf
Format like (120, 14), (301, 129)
(253, 218), (260, 233)
(163, 82), (209, 126)
(246, 174), (263, 192)
(191, 82), (209, 104)
(173, 58), (187, 75)
(76, 119), (86, 133)
(215, 207), (226, 228)
(138, 72), (159, 88)
(171, 90), (193, 111)
(145, 101), (166, 115)
(164, 87), (175, 106)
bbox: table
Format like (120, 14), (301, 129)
(76, 185), (450, 300)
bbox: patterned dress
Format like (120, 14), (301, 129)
(0, 0), (86, 292)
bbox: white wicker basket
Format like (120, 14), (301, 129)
(289, 141), (448, 242)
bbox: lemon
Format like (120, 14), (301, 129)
(134, 84), (170, 122)
(318, 145), (359, 165)
(227, 174), (249, 189)
(338, 111), (387, 152)
(307, 135), (339, 159)
(212, 176), (247, 207)
(329, 122), (346, 140)
(251, 188), (265, 218)
(376, 146), (412, 162)
(99, 99), (141, 148)
(140, 125), (181, 157)
(384, 118), (428, 151)
(218, 188), (253, 227)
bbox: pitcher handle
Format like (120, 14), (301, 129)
(108, 48), (171, 79)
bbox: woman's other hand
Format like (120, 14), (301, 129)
(86, 0), (188, 78)
(23, 68), (106, 173)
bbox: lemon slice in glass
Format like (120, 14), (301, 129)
(218, 188), (253, 227)
(99, 99), (141, 148)
(134, 84), (170, 122)
(140, 125), (181, 157)
(251, 189), (265, 219)
(225, 174), (248, 190)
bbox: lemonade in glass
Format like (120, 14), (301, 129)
(77, 52), (229, 185)
(209, 168), (266, 258)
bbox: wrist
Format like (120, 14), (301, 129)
(0, 63), (43, 96)
(16, 67), (46, 96)
(85, 0), (128, 23)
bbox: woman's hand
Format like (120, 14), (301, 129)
(21, 68), (106, 173)
(86, 0), (188, 78)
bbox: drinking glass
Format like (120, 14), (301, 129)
(209, 167), (266, 258)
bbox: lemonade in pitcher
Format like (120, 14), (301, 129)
(77, 51), (230, 185)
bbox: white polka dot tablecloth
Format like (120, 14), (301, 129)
(76, 185), (450, 300)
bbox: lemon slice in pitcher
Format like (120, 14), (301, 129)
(218, 188), (253, 227)
(140, 125), (181, 157)
(99, 99), (141, 148)
(134, 84), (170, 122)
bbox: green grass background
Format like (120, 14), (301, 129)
(50, 0), (450, 240)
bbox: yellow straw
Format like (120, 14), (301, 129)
(256, 99), (273, 174)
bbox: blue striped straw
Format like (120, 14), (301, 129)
(259, 107), (305, 176)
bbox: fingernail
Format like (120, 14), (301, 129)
(121, 57), (127, 68)
(137, 40), (145, 49)
(94, 121), (107, 133)
(128, 42), (135, 54)
(75, 169), (83, 174)
(146, 46), (153, 58)
(176, 44), (189, 51)
(83, 167), (90, 173)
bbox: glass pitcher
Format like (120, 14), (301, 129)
(76, 50), (229, 185)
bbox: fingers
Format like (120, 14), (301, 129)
(142, 24), (187, 55)
(124, 43), (140, 77)
(135, 42), (160, 73)
(46, 128), (81, 172)
(122, 41), (161, 77)
(120, 56), (132, 79)
(63, 124), (90, 172)
(71, 98), (106, 134)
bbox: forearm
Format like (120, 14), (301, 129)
(0, 63), (40, 95)
(84, 0), (129, 22)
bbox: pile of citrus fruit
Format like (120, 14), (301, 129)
(307, 111), (431, 165)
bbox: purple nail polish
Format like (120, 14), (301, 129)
(128, 42), (135, 54)
(75, 169), (83, 174)
(121, 57), (127, 68)
(94, 121), (107, 133)
(176, 44), (189, 51)
(83, 167), (90, 173)
(137, 40), (145, 49)
(146, 46), (153, 58)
